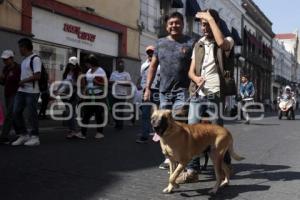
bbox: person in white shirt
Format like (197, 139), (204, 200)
(176, 9), (235, 184)
(109, 59), (131, 129)
(12, 38), (42, 146)
(75, 54), (107, 139)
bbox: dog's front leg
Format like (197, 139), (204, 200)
(168, 159), (178, 174)
(163, 163), (185, 194)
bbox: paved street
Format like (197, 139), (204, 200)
(1, 113), (300, 200)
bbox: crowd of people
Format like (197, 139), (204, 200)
(0, 37), (142, 145)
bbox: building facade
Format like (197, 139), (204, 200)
(272, 39), (294, 100)
(0, 0), (141, 84)
(274, 33), (300, 98)
(241, 0), (274, 102)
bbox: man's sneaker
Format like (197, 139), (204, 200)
(175, 171), (199, 184)
(244, 120), (250, 125)
(94, 132), (104, 139)
(66, 131), (76, 139)
(159, 158), (170, 170)
(11, 135), (30, 146)
(24, 136), (40, 146)
(136, 137), (148, 144)
(75, 132), (86, 139)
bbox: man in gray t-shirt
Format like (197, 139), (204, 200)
(143, 12), (195, 169)
(144, 12), (195, 111)
(154, 35), (194, 93)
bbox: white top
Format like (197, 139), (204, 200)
(192, 36), (234, 96)
(131, 84), (143, 104)
(109, 71), (132, 96)
(140, 60), (160, 89)
(66, 73), (75, 84)
(86, 67), (107, 94)
(18, 54), (42, 93)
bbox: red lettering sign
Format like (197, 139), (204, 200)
(63, 23), (96, 43)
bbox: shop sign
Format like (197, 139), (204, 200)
(63, 23), (96, 42)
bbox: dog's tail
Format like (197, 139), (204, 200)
(228, 142), (245, 161)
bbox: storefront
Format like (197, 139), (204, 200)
(31, 7), (119, 81)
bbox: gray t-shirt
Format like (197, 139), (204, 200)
(154, 35), (195, 93)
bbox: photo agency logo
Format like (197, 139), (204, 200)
(48, 78), (265, 126)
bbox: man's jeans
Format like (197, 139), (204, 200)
(140, 89), (160, 139)
(159, 88), (189, 119)
(187, 93), (224, 171)
(188, 93), (223, 125)
(13, 91), (40, 136)
(63, 94), (78, 132)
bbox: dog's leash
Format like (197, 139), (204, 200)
(186, 85), (202, 103)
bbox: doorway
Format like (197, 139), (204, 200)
(80, 50), (114, 78)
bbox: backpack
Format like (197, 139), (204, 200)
(30, 55), (49, 92)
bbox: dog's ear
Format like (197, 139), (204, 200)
(164, 110), (172, 118)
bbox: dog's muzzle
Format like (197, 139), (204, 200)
(151, 117), (168, 136)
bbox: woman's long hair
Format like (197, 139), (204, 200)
(62, 63), (81, 81)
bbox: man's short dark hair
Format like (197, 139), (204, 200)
(165, 12), (184, 23)
(18, 38), (33, 51)
(86, 54), (98, 66)
(241, 74), (249, 79)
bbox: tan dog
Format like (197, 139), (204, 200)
(151, 109), (245, 194)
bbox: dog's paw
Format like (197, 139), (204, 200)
(220, 179), (229, 188)
(162, 185), (173, 194)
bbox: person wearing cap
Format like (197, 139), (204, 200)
(0, 50), (21, 144)
(136, 45), (160, 144)
(12, 38), (42, 146)
(55, 56), (82, 139)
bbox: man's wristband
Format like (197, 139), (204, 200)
(145, 84), (151, 90)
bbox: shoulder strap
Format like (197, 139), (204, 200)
(30, 55), (39, 72)
(29, 55), (39, 88)
(142, 63), (150, 74)
(215, 47), (224, 76)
